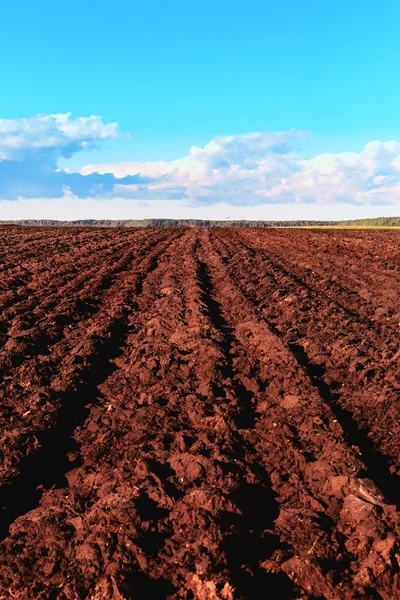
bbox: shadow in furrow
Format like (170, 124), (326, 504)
(122, 570), (177, 599)
(195, 254), (255, 430)
(220, 481), (297, 599)
(288, 342), (400, 510)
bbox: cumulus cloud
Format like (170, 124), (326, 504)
(82, 130), (307, 205)
(1, 115), (400, 210)
(0, 113), (153, 199)
(0, 113), (118, 161)
(82, 134), (400, 206)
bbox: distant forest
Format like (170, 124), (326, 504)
(338, 217), (400, 226)
(1, 217), (400, 227)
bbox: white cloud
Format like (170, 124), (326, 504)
(82, 160), (169, 179)
(1, 115), (400, 213)
(0, 113), (143, 200)
(0, 113), (118, 160)
(82, 133), (400, 206)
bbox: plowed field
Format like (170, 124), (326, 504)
(0, 225), (399, 599)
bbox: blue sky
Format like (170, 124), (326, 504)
(1, 0), (400, 219)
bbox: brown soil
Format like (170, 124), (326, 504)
(0, 226), (399, 599)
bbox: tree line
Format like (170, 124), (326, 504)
(1, 217), (400, 227)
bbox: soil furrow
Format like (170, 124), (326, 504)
(0, 230), (163, 368)
(0, 231), (294, 599)
(214, 234), (400, 507)
(0, 232), (181, 505)
(237, 231), (399, 349)
(241, 229), (400, 315)
(286, 341), (400, 508)
(201, 229), (400, 599)
(0, 226), (399, 599)
(194, 244), (296, 598)
(0, 313), (129, 542)
(215, 230), (400, 471)
(0, 229), (148, 350)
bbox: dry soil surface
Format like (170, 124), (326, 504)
(0, 226), (399, 599)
